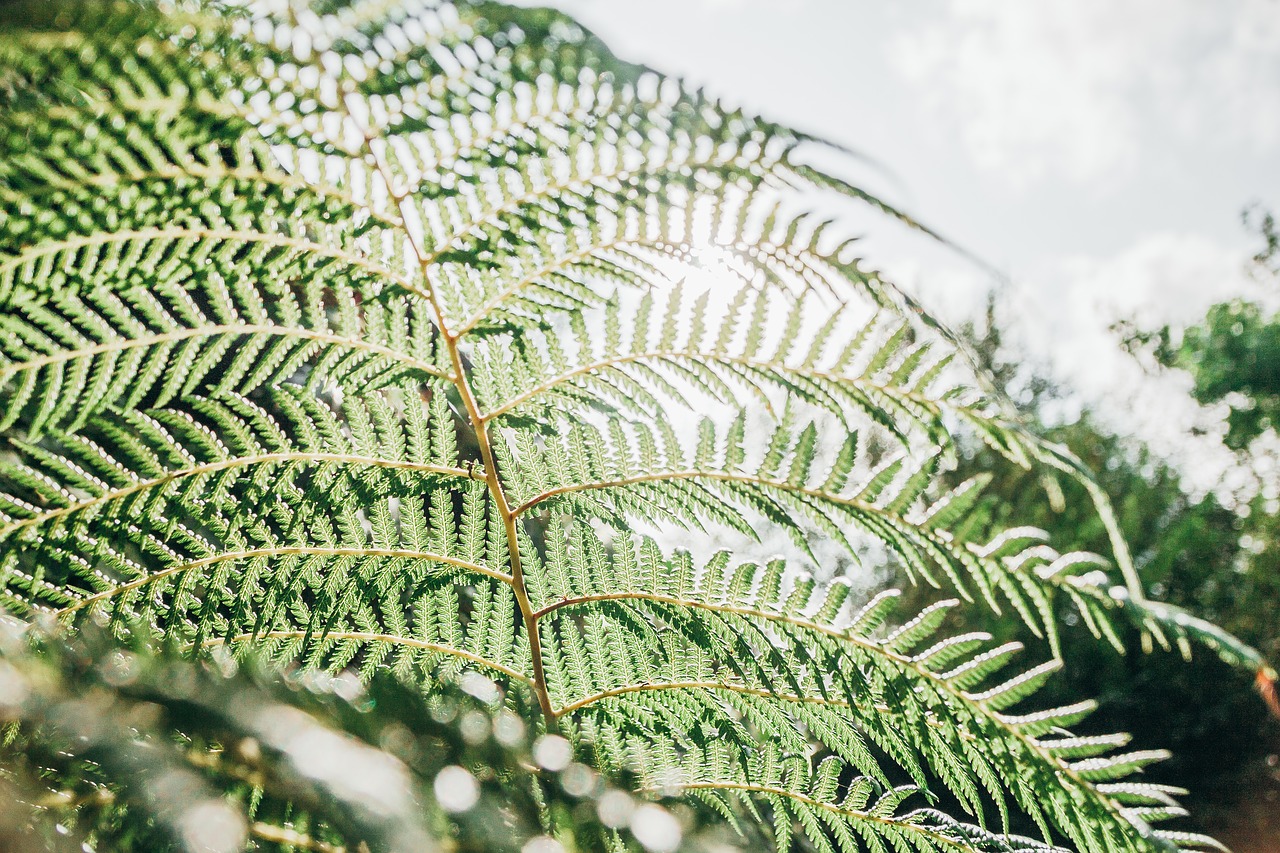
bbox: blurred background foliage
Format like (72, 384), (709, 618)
(900, 210), (1280, 850)
(1138, 207), (1280, 454)
(0, 618), (754, 853)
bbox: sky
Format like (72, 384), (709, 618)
(549, 0), (1280, 497)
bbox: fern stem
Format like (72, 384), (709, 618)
(0, 323), (450, 383)
(536, 591), (852, 633)
(513, 468), (894, 521)
(352, 103), (558, 723)
(206, 630), (531, 684)
(554, 679), (977, 745)
(481, 348), (951, 423)
(55, 546), (510, 618)
(5, 163), (402, 230)
(0, 227), (429, 303)
(639, 781), (989, 853)
(0, 452), (470, 538)
(460, 394), (558, 720)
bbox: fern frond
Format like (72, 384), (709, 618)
(504, 412), (1150, 656)
(531, 529), (1197, 852)
(0, 2), (1264, 852)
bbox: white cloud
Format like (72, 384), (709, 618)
(890, 232), (1271, 498)
(890, 0), (1280, 187)
(1006, 234), (1270, 497)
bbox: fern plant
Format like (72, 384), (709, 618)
(0, 2), (1272, 851)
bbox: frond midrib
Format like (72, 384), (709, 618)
(645, 780), (1016, 853)
(0, 161), (402, 231)
(0, 452), (470, 538)
(481, 347), (952, 423)
(52, 545), (511, 618)
(350, 97), (559, 720)
(205, 629), (531, 684)
(0, 227), (428, 302)
(0, 322), (448, 383)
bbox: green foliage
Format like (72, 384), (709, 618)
(1085, 209), (1280, 846)
(1170, 298), (1280, 451)
(0, 2), (1269, 852)
(1122, 207), (1280, 451)
(0, 620), (748, 852)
